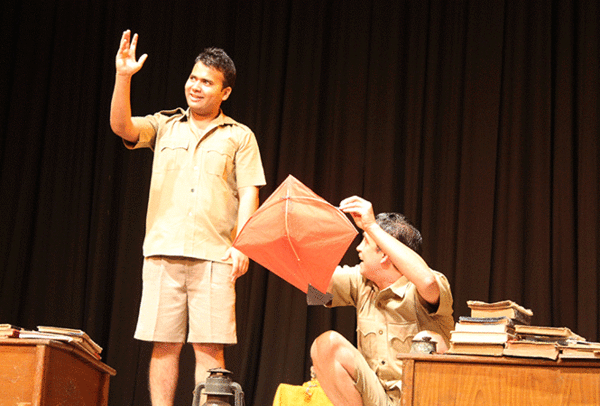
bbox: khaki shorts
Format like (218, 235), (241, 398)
(353, 352), (395, 406)
(134, 256), (237, 344)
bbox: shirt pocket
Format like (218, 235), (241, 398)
(388, 321), (419, 354)
(156, 137), (189, 171)
(357, 319), (419, 362)
(356, 319), (386, 364)
(204, 149), (234, 177)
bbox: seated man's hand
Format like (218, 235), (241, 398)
(339, 196), (377, 231)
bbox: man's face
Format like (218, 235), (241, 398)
(184, 62), (231, 118)
(357, 232), (384, 279)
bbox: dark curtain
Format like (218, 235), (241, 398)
(1, 0), (598, 405)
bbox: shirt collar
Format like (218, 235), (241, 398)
(387, 275), (410, 298)
(180, 109), (235, 139)
(364, 274), (410, 299)
(181, 108), (233, 125)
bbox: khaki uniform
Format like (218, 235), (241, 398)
(127, 108), (266, 262)
(328, 264), (454, 404)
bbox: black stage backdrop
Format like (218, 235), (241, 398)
(1, 0), (599, 405)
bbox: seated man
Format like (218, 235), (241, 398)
(311, 196), (454, 406)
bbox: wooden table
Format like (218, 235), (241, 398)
(399, 353), (600, 405)
(0, 339), (116, 406)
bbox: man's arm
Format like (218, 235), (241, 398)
(222, 185), (260, 281)
(339, 196), (441, 305)
(110, 30), (151, 143)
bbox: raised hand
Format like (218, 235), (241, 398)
(339, 196), (377, 231)
(115, 30), (148, 77)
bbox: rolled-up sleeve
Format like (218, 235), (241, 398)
(328, 265), (362, 307)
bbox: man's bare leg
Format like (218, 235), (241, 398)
(149, 342), (184, 406)
(192, 343), (226, 403)
(311, 331), (364, 406)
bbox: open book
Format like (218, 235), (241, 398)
(16, 326), (103, 360)
(36, 326), (102, 354)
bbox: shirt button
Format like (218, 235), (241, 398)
(381, 360), (386, 365)
(379, 330), (384, 335)
(191, 188), (195, 193)
(194, 166), (199, 171)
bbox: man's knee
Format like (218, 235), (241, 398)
(191, 342), (225, 366)
(311, 331), (361, 397)
(152, 342), (184, 357)
(312, 330), (341, 356)
(312, 330), (355, 367)
(192, 342), (224, 356)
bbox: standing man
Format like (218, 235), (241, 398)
(311, 196), (454, 406)
(110, 30), (266, 406)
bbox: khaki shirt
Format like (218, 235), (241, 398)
(126, 108), (266, 262)
(328, 264), (454, 404)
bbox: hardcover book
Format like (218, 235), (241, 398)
(503, 340), (559, 360)
(450, 331), (515, 344)
(467, 300), (533, 325)
(558, 342), (600, 360)
(447, 342), (505, 356)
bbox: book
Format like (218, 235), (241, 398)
(454, 317), (515, 334)
(454, 323), (513, 334)
(0, 324), (22, 338)
(560, 349), (600, 360)
(467, 300), (533, 325)
(0, 324), (23, 329)
(457, 316), (514, 325)
(447, 342), (505, 357)
(19, 329), (102, 360)
(558, 341), (600, 360)
(450, 331), (515, 344)
(503, 339), (559, 360)
(37, 326), (103, 354)
(514, 325), (585, 341)
(19, 330), (78, 341)
(0, 329), (20, 338)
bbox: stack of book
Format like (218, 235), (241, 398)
(504, 325), (586, 361)
(447, 301), (597, 361)
(447, 300), (532, 357)
(1, 324), (103, 360)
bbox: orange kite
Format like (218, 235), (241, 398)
(233, 175), (358, 303)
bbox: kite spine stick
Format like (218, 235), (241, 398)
(284, 195), (302, 263)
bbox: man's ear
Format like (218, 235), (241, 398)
(221, 86), (232, 101)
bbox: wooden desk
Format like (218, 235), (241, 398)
(399, 353), (600, 405)
(0, 339), (116, 406)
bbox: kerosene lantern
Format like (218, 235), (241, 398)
(192, 368), (245, 406)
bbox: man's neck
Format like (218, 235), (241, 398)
(373, 267), (402, 291)
(190, 110), (220, 130)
